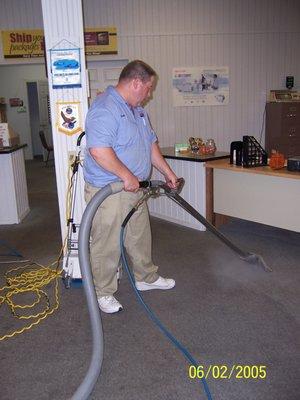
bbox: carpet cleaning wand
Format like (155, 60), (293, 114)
(158, 179), (272, 272)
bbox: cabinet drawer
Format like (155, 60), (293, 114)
(281, 104), (300, 124)
(278, 139), (300, 158)
(281, 125), (300, 139)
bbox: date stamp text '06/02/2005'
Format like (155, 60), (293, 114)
(188, 365), (267, 380)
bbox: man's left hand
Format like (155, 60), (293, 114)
(165, 172), (180, 189)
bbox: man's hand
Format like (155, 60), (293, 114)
(165, 171), (180, 189)
(90, 147), (140, 192)
(151, 142), (180, 190)
(123, 174), (140, 192)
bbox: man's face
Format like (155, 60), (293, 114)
(132, 76), (155, 106)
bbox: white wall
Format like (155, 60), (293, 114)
(81, 0), (300, 149)
(1, 0), (300, 152)
(0, 64), (47, 159)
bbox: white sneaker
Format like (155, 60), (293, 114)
(135, 276), (175, 291)
(97, 296), (123, 314)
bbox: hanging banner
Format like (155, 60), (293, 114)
(1, 27), (117, 58)
(84, 26), (117, 55)
(172, 67), (229, 106)
(56, 102), (82, 135)
(50, 48), (81, 89)
(1, 29), (44, 58)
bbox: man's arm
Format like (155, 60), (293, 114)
(90, 147), (139, 192)
(151, 142), (178, 188)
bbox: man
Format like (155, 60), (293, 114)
(83, 60), (179, 313)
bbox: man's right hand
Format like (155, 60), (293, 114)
(123, 174), (140, 192)
(90, 147), (140, 192)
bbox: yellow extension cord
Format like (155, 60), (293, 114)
(0, 157), (80, 341)
(0, 252), (63, 341)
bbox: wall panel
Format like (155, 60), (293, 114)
(0, 0), (300, 152)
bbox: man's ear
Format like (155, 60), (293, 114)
(132, 78), (140, 90)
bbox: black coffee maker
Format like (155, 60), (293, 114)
(230, 141), (243, 165)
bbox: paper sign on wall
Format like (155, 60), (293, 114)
(172, 67), (229, 106)
(50, 48), (81, 89)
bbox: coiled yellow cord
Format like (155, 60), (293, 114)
(0, 258), (62, 341)
(0, 154), (82, 341)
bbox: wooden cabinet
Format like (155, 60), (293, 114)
(265, 102), (300, 157)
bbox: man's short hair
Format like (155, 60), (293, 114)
(119, 60), (156, 83)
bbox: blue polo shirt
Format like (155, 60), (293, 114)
(83, 86), (157, 187)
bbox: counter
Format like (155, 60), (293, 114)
(161, 147), (231, 163)
(205, 159), (300, 232)
(0, 144), (30, 224)
(205, 158), (300, 179)
(148, 147), (230, 230)
(0, 144), (27, 154)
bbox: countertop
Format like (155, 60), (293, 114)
(161, 147), (230, 162)
(205, 158), (300, 180)
(0, 144), (27, 154)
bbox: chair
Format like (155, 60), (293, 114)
(39, 130), (54, 166)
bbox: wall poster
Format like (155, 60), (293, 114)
(172, 67), (229, 106)
(50, 48), (81, 89)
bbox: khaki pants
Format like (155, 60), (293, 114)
(84, 182), (159, 297)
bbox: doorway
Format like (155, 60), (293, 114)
(26, 80), (52, 161)
(87, 59), (128, 104)
(27, 82), (42, 158)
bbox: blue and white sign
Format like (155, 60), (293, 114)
(172, 66), (229, 106)
(50, 48), (81, 89)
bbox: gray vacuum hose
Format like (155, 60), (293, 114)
(72, 181), (124, 400)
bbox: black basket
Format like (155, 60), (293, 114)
(242, 136), (268, 167)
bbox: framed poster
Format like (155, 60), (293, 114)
(172, 67), (229, 106)
(50, 48), (81, 89)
